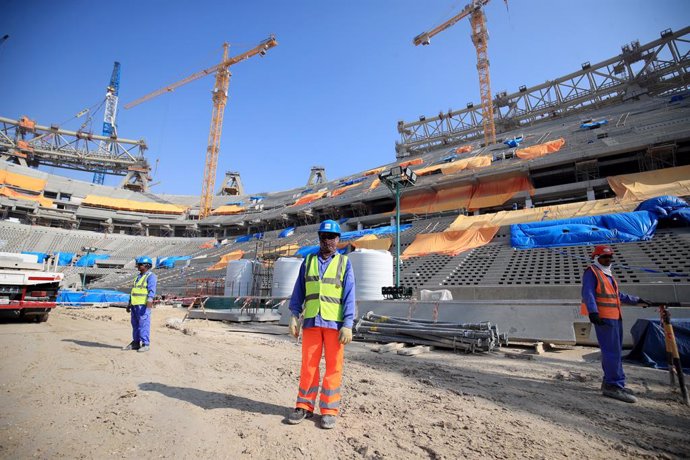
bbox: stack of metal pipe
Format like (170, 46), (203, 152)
(354, 311), (508, 353)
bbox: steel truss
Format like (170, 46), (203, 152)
(0, 116), (150, 190)
(397, 26), (690, 157)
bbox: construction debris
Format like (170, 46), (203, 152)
(355, 311), (508, 353)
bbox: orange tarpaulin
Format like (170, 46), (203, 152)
(467, 174), (534, 210)
(608, 165), (690, 200)
(400, 185), (473, 214)
(351, 235), (393, 251)
(369, 178), (381, 191)
(363, 166), (386, 176)
(0, 186), (52, 207)
(0, 170), (47, 192)
(414, 156), (492, 177)
(399, 158), (424, 168)
(402, 225), (499, 259)
(199, 240), (217, 249)
(82, 195), (188, 214)
(515, 138), (566, 160)
(211, 205), (246, 215)
(331, 182), (362, 197)
(293, 191), (327, 206)
(455, 145), (474, 154)
(207, 250), (244, 271)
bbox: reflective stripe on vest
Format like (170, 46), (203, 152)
(130, 272), (151, 306)
(303, 253), (347, 322)
(580, 265), (621, 319)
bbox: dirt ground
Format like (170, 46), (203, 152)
(0, 306), (688, 459)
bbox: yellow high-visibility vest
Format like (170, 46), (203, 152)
(130, 272), (151, 306)
(303, 253), (347, 321)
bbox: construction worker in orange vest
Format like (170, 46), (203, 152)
(286, 220), (356, 429)
(581, 245), (651, 403)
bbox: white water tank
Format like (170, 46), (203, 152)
(272, 257), (302, 298)
(348, 249), (393, 301)
(224, 260), (257, 297)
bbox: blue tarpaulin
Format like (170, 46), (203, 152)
(279, 227), (295, 238)
(21, 251), (48, 262)
(56, 252), (75, 266)
(626, 318), (690, 374)
(504, 136), (524, 148)
(235, 232), (264, 243)
(339, 224), (412, 242)
(580, 119), (608, 129)
(75, 254), (110, 267)
(250, 196), (264, 202)
(340, 177), (366, 186)
(510, 211), (657, 249)
(156, 256), (191, 269)
(57, 289), (130, 305)
(635, 195), (690, 225)
(439, 153), (459, 163)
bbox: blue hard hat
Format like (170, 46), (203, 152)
(318, 220), (341, 235)
(135, 256), (153, 265)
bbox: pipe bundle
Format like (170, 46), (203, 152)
(354, 311), (508, 353)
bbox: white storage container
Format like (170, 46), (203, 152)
(272, 257), (302, 298)
(348, 249), (393, 301)
(224, 259), (257, 297)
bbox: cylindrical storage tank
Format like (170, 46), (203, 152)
(348, 249), (393, 301)
(224, 260), (256, 297)
(272, 257), (302, 298)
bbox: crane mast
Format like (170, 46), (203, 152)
(93, 62), (121, 184)
(413, 0), (498, 146)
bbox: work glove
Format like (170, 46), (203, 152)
(338, 327), (353, 345)
(289, 315), (301, 338)
(126, 305), (131, 313)
(588, 312), (605, 326)
(638, 298), (653, 308)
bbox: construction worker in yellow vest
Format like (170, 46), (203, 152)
(287, 220), (356, 429)
(123, 256), (157, 352)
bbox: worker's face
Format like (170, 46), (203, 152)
(318, 232), (339, 255)
(597, 255), (613, 267)
(137, 263), (148, 274)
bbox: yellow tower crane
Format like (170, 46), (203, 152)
(125, 35), (278, 219)
(413, 1), (506, 146)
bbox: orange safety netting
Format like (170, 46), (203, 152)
(0, 186), (52, 207)
(515, 138), (566, 160)
(207, 250), (244, 271)
(399, 158), (424, 168)
(608, 165), (690, 201)
(0, 170), (46, 192)
(448, 198), (639, 231)
(331, 182), (363, 197)
(363, 166), (386, 176)
(402, 225), (499, 259)
(292, 191), (327, 206)
(351, 234), (393, 251)
(82, 195), (188, 214)
(455, 145), (474, 154)
(211, 205), (246, 215)
(467, 174), (534, 210)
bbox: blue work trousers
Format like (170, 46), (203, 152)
(130, 305), (151, 345)
(593, 318), (625, 388)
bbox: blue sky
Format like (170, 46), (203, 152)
(1, 0), (688, 196)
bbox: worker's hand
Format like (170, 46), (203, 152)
(126, 305), (131, 313)
(289, 315), (301, 338)
(638, 298), (653, 308)
(588, 312), (605, 326)
(338, 327), (353, 345)
(146, 300), (153, 309)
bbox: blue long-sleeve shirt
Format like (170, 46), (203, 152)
(581, 269), (639, 315)
(289, 253), (356, 330)
(134, 270), (157, 302)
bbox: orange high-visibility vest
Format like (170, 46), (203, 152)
(580, 265), (621, 319)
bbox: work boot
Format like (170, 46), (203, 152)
(287, 408), (313, 425)
(122, 341), (140, 351)
(137, 344), (150, 353)
(602, 384), (637, 403)
(320, 415), (337, 429)
(601, 382), (636, 396)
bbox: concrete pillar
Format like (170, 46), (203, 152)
(357, 222), (363, 231)
(390, 217), (395, 226)
(525, 197), (533, 208)
(587, 188), (595, 201)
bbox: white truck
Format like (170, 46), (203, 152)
(0, 252), (63, 322)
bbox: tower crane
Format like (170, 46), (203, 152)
(413, 0), (506, 146)
(93, 61), (121, 184)
(124, 35), (278, 218)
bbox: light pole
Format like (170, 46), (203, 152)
(378, 166), (417, 287)
(81, 246), (98, 290)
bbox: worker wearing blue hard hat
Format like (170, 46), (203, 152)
(287, 219), (356, 429)
(123, 256), (157, 352)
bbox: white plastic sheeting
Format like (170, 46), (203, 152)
(272, 257), (302, 298)
(349, 249), (393, 301)
(224, 260), (258, 297)
(420, 289), (453, 301)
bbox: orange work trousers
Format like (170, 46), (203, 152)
(295, 327), (344, 416)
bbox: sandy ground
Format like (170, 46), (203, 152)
(1, 306), (689, 459)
